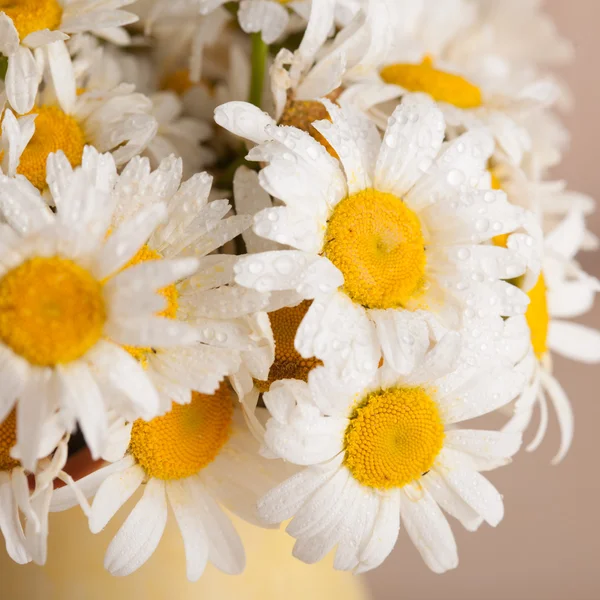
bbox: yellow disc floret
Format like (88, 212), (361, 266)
(344, 387), (445, 490)
(0, 257), (106, 367)
(10, 105), (86, 191)
(279, 90), (342, 158)
(0, 411), (19, 472)
(161, 69), (194, 96)
(129, 384), (234, 481)
(120, 244), (180, 365)
(323, 188), (426, 309)
(254, 300), (322, 393)
(380, 56), (482, 109)
(0, 0), (63, 41)
(526, 275), (549, 360)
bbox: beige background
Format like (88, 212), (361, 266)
(366, 1), (600, 599)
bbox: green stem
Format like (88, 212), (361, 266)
(248, 33), (268, 108)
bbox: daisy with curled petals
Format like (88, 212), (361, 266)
(68, 35), (216, 177)
(258, 318), (525, 574)
(0, 149), (201, 472)
(52, 385), (286, 581)
(215, 94), (533, 385)
(0, 0), (138, 114)
(504, 210), (600, 464)
(0, 411), (128, 567)
(0, 54), (157, 193)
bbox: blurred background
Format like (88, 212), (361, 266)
(366, 1), (600, 598)
(1, 2), (598, 599)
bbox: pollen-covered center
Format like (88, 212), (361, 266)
(323, 188), (426, 309)
(254, 300), (322, 393)
(380, 56), (482, 109)
(129, 384), (234, 481)
(161, 69), (194, 96)
(526, 275), (549, 360)
(0, 411), (19, 472)
(279, 90), (342, 158)
(0, 257), (106, 367)
(0, 0), (63, 40)
(121, 244), (180, 366)
(9, 105), (86, 191)
(344, 387), (445, 490)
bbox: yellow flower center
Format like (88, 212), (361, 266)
(344, 387), (445, 490)
(4, 105), (86, 192)
(0, 0), (63, 41)
(278, 88), (343, 158)
(129, 384), (234, 481)
(380, 56), (482, 109)
(323, 188), (426, 309)
(161, 69), (194, 97)
(0, 257), (106, 367)
(526, 275), (549, 360)
(0, 411), (19, 472)
(120, 244), (179, 366)
(254, 300), (322, 393)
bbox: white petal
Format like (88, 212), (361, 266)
(399, 489), (458, 574)
(190, 479), (245, 575)
(214, 101), (276, 144)
(440, 467), (504, 527)
(238, 0), (288, 44)
(356, 491), (401, 574)
(0, 345), (28, 424)
(15, 369), (52, 472)
(57, 363), (108, 460)
(370, 310), (430, 375)
(105, 316), (200, 348)
(5, 47), (39, 114)
(548, 321), (600, 363)
(445, 429), (522, 462)
(312, 101), (373, 194)
(0, 472), (30, 564)
(539, 369), (574, 464)
(233, 166), (276, 254)
(104, 478), (168, 577)
(424, 471), (483, 532)
(45, 41), (76, 115)
(545, 209), (585, 260)
(92, 203), (168, 280)
(0, 14), (19, 57)
(375, 95), (445, 198)
(166, 479), (209, 581)
(87, 341), (160, 421)
(89, 464), (145, 534)
(257, 462), (340, 525)
(50, 457), (135, 512)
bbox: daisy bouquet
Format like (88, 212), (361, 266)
(0, 0), (597, 586)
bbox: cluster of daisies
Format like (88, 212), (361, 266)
(0, 0), (597, 581)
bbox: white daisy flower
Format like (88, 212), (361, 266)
(68, 36), (216, 178)
(0, 53), (157, 193)
(505, 210), (600, 463)
(0, 148), (204, 471)
(258, 316), (526, 574)
(215, 94), (534, 385)
(0, 411), (67, 566)
(0, 0), (138, 114)
(336, 0), (564, 167)
(0, 410), (128, 567)
(51, 385), (287, 581)
(101, 152), (259, 413)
